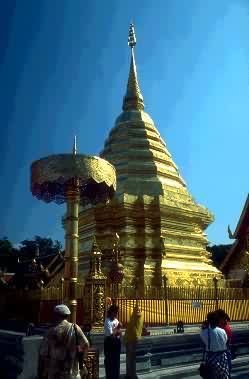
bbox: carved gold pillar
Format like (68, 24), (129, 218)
(84, 238), (106, 331)
(109, 233), (124, 296)
(85, 348), (99, 378)
(64, 178), (80, 324)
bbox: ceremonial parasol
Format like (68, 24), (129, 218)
(31, 137), (116, 322)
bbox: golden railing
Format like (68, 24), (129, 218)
(39, 284), (249, 326)
(113, 298), (249, 326)
(40, 283), (85, 300)
(108, 285), (249, 326)
(108, 285), (249, 300)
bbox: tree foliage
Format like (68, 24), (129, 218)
(0, 235), (232, 272)
(19, 236), (62, 258)
(0, 237), (13, 256)
(0, 237), (16, 272)
(0, 236), (63, 271)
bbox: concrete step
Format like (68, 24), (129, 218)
(133, 355), (249, 379)
(99, 363), (126, 379)
(97, 327), (249, 378)
(99, 354), (126, 378)
(99, 354), (126, 365)
(99, 354), (249, 378)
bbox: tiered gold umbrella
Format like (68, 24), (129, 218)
(30, 138), (116, 322)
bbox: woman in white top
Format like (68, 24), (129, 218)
(200, 312), (230, 379)
(104, 305), (122, 379)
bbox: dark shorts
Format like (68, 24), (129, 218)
(104, 336), (121, 379)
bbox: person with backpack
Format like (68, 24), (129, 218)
(38, 304), (89, 379)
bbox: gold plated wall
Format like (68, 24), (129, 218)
(78, 109), (222, 288)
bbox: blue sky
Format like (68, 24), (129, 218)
(0, 0), (248, 247)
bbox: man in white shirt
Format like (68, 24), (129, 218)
(104, 305), (121, 379)
(104, 314), (120, 337)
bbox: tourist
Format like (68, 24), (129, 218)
(104, 304), (122, 378)
(200, 311), (230, 379)
(216, 309), (233, 373)
(124, 305), (144, 379)
(216, 309), (232, 344)
(38, 304), (89, 379)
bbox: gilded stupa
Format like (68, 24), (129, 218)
(78, 24), (221, 289)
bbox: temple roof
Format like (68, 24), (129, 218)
(6, 252), (64, 290)
(220, 194), (249, 271)
(232, 194), (249, 239)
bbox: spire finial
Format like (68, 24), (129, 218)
(128, 23), (136, 48)
(73, 136), (77, 155)
(123, 23), (144, 112)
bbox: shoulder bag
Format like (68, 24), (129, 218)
(74, 324), (88, 378)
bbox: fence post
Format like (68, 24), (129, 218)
(213, 277), (219, 310)
(60, 278), (64, 303)
(163, 275), (169, 325)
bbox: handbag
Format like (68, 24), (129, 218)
(199, 362), (208, 378)
(74, 324), (88, 378)
(230, 344), (236, 360)
(199, 328), (211, 378)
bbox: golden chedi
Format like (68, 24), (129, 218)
(78, 24), (222, 289)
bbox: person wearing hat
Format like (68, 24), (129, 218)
(38, 304), (89, 379)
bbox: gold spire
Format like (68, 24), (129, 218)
(72, 136), (77, 155)
(123, 23), (144, 111)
